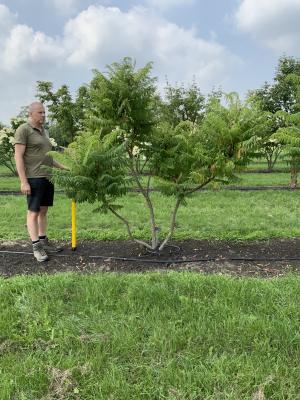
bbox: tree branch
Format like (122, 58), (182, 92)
(130, 158), (158, 249)
(184, 177), (214, 196)
(108, 206), (154, 250)
(159, 196), (182, 251)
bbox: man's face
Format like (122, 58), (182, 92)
(30, 104), (46, 126)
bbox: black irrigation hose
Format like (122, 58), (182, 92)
(0, 190), (65, 196)
(0, 250), (299, 263)
(241, 169), (289, 174)
(207, 186), (299, 191)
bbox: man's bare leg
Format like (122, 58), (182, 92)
(27, 210), (40, 241)
(38, 206), (48, 237)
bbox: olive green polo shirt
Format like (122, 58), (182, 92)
(14, 122), (54, 178)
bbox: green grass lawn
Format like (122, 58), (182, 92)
(0, 164), (19, 190)
(1, 272), (299, 400)
(1, 190), (300, 241)
(234, 172), (290, 186)
(0, 175), (20, 190)
(245, 160), (289, 171)
(0, 165), (13, 174)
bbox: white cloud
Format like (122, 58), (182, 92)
(64, 5), (240, 88)
(145, 0), (195, 11)
(0, 5), (65, 123)
(235, 0), (300, 53)
(0, 3), (240, 123)
(2, 25), (64, 71)
(45, 0), (81, 15)
(0, 4), (16, 39)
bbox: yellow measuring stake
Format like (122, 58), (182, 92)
(71, 199), (77, 251)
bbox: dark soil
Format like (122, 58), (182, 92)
(1, 238), (300, 278)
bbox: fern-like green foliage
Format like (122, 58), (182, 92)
(149, 93), (262, 196)
(271, 109), (300, 163)
(86, 57), (157, 144)
(51, 130), (132, 210)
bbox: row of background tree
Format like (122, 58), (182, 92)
(33, 56), (300, 176)
(1, 55), (300, 182)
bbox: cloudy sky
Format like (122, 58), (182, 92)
(0, 0), (299, 124)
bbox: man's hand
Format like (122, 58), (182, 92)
(21, 181), (31, 195)
(52, 159), (69, 171)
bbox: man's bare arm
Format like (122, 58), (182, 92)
(52, 159), (69, 170)
(15, 144), (31, 195)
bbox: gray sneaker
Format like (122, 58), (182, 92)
(40, 237), (63, 253)
(33, 241), (49, 262)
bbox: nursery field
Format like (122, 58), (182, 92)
(1, 161), (300, 399)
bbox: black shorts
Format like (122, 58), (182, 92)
(27, 178), (54, 212)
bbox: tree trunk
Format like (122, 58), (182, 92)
(290, 163), (298, 189)
(108, 206), (154, 250)
(267, 156), (273, 172)
(159, 197), (182, 251)
(265, 147), (282, 172)
(131, 160), (158, 249)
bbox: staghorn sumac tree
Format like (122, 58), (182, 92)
(51, 59), (263, 250)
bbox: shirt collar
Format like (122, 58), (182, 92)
(27, 121), (44, 133)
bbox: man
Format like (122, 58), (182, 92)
(14, 102), (67, 262)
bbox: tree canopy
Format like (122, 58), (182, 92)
(51, 58), (263, 250)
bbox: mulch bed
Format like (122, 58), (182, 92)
(1, 238), (300, 278)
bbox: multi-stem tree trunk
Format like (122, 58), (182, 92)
(290, 161), (298, 188)
(265, 147), (282, 172)
(109, 195), (182, 251)
(131, 160), (159, 249)
(109, 165), (214, 252)
(267, 156), (274, 172)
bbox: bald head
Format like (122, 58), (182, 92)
(28, 102), (46, 128)
(28, 102), (44, 113)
